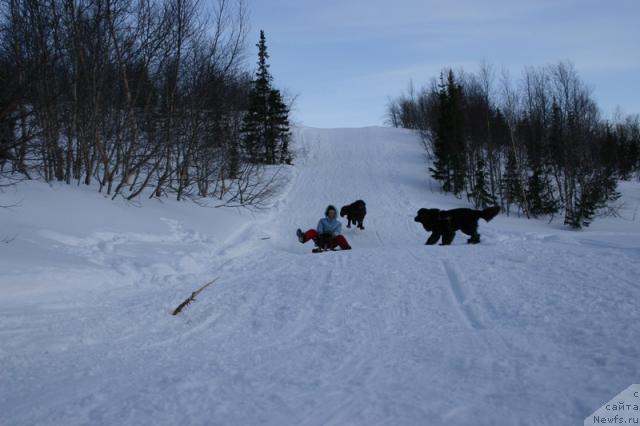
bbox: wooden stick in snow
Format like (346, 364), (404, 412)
(172, 278), (218, 316)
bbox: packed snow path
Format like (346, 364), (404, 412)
(1, 127), (639, 425)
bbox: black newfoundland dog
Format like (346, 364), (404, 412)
(340, 200), (367, 230)
(414, 206), (500, 245)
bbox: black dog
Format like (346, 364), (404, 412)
(414, 206), (500, 245)
(340, 200), (367, 230)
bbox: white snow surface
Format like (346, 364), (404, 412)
(1, 126), (639, 426)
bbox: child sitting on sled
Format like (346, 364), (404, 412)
(296, 205), (352, 252)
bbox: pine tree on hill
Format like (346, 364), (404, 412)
(241, 30), (291, 165)
(468, 158), (497, 208)
(429, 74), (453, 191)
(430, 70), (466, 194)
(267, 89), (292, 164)
(526, 165), (559, 217)
(565, 170), (620, 228)
(501, 148), (523, 214)
(445, 70), (466, 196)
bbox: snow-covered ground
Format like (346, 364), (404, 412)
(1, 127), (639, 426)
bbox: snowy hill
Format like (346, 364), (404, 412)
(1, 126), (639, 426)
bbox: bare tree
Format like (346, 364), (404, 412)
(0, 0), (283, 209)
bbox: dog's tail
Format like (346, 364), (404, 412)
(479, 206), (500, 222)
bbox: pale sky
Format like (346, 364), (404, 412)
(247, 0), (640, 128)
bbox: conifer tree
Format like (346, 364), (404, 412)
(429, 73), (453, 191)
(268, 89), (292, 164)
(241, 30), (291, 165)
(446, 71), (466, 196)
(430, 70), (466, 195)
(526, 166), (559, 217)
(502, 149), (523, 214)
(565, 170), (620, 228)
(468, 158), (496, 208)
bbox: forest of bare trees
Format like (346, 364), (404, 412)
(387, 62), (640, 228)
(0, 0), (287, 206)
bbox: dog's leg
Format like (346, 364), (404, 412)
(426, 231), (441, 245)
(358, 218), (364, 230)
(466, 225), (481, 244)
(441, 230), (455, 245)
(347, 218), (351, 228)
(467, 233), (480, 244)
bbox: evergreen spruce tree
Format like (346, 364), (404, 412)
(524, 101), (560, 218)
(429, 73), (452, 191)
(241, 30), (291, 165)
(430, 70), (465, 194)
(501, 149), (523, 214)
(565, 170), (620, 228)
(268, 89), (292, 165)
(446, 71), (466, 196)
(526, 165), (559, 217)
(468, 158), (496, 208)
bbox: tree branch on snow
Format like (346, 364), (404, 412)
(1, 234), (16, 244)
(172, 278), (218, 316)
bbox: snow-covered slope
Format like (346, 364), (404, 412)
(1, 127), (639, 426)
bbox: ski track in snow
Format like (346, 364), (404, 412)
(441, 259), (485, 331)
(1, 126), (640, 426)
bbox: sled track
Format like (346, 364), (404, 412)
(441, 259), (485, 330)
